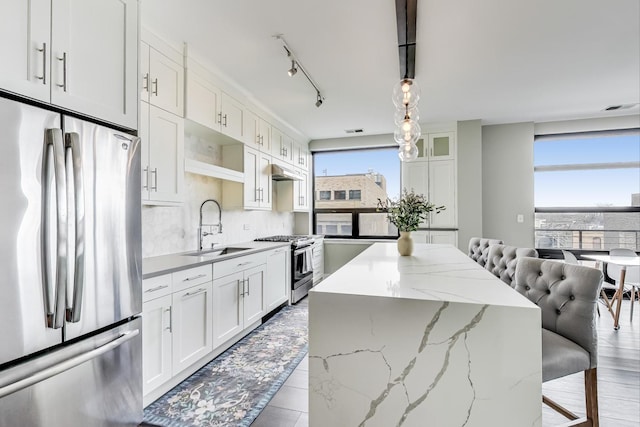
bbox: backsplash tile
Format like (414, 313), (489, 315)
(142, 134), (295, 258)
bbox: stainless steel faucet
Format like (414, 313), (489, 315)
(198, 199), (223, 250)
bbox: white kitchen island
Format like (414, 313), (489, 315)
(308, 243), (542, 427)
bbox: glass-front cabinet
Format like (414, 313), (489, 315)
(414, 131), (455, 161)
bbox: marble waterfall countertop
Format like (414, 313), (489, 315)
(142, 241), (290, 279)
(308, 243), (542, 427)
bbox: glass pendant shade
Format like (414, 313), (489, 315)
(393, 118), (421, 145)
(398, 142), (418, 161)
(392, 78), (420, 109)
(394, 106), (419, 125)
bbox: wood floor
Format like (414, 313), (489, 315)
(251, 299), (640, 427)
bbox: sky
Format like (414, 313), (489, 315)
(534, 134), (640, 207)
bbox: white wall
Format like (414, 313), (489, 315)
(456, 120), (483, 251)
(482, 122), (535, 247)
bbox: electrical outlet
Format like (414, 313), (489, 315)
(517, 214), (524, 223)
(243, 224), (250, 230)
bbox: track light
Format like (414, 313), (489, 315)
(288, 60), (297, 77)
(275, 34), (324, 108)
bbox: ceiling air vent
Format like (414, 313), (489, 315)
(345, 128), (364, 134)
(604, 103), (638, 111)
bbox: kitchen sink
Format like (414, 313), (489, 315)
(182, 247), (251, 257)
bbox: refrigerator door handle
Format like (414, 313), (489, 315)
(42, 129), (67, 329)
(0, 329), (139, 399)
(65, 133), (85, 323)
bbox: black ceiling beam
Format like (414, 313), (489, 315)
(395, 0), (417, 79)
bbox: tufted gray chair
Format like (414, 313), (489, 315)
(485, 244), (538, 286)
(467, 237), (503, 267)
(514, 257), (603, 427)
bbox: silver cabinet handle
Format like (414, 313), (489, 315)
(0, 329), (140, 399)
(152, 78), (158, 95)
(165, 307), (172, 332)
(36, 43), (47, 84)
(143, 73), (149, 92)
(166, 307), (173, 331)
(237, 261), (252, 267)
(244, 278), (250, 296)
(255, 188), (259, 202)
(150, 168), (158, 191)
(256, 134), (261, 145)
(183, 273), (206, 282)
(56, 52), (67, 91)
(238, 279), (244, 297)
(42, 129), (67, 329)
(223, 114), (228, 127)
(184, 287), (206, 297)
(143, 166), (149, 190)
(145, 285), (169, 293)
(217, 112), (222, 125)
(65, 132), (85, 324)
(260, 135), (264, 145)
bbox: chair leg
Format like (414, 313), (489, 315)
(600, 289), (615, 317)
(585, 368), (599, 427)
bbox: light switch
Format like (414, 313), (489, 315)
(516, 214), (524, 223)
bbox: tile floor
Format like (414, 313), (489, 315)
(252, 299), (640, 427)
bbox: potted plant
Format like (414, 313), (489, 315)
(377, 189), (445, 255)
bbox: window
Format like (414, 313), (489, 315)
(534, 129), (640, 251)
(313, 147), (400, 238)
(319, 191), (331, 200)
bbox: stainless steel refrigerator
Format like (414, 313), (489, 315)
(0, 96), (142, 426)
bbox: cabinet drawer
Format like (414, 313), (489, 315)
(143, 274), (172, 302)
(172, 265), (213, 293)
(214, 252), (266, 279)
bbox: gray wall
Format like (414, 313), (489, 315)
(482, 123), (535, 247)
(456, 120), (483, 250)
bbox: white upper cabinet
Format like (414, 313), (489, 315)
(222, 145), (272, 210)
(141, 102), (185, 204)
(142, 40), (184, 116)
(293, 142), (309, 170)
(0, 0), (51, 103)
(185, 67), (244, 141)
(271, 127), (294, 163)
(1, 0), (138, 129)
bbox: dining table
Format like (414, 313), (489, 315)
(582, 253), (640, 330)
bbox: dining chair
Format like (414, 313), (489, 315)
(467, 237), (503, 267)
(485, 244), (538, 286)
(514, 257), (603, 427)
(602, 248), (639, 322)
(562, 250), (580, 265)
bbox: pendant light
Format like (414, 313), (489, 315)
(394, 0), (420, 161)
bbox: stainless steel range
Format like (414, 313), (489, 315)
(254, 235), (315, 304)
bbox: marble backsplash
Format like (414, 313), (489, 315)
(142, 133), (295, 258)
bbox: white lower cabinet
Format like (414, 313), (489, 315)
(265, 247), (289, 312)
(142, 294), (172, 396)
(413, 230), (458, 245)
(171, 282), (213, 374)
(212, 262), (266, 349)
(143, 249), (287, 402)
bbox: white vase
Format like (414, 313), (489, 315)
(397, 231), (413, 256)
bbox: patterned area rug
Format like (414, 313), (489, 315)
(143, 302), (308, 427)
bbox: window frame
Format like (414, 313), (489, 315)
(312, 146), (400, 239)
(533, 129), (640, 256)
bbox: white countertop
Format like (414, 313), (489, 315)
(311, 242), (537, 308)
(142, 241), (290, 279)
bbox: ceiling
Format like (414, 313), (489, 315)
(142, 0), (640, 141)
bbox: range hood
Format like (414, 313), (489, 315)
(271, 163), (302, 181)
